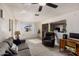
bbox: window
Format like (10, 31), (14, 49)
(24, 24), (32, 32)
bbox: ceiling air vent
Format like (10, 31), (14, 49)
(35, 14), (39, 16)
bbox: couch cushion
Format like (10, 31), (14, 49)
(0, 42), (9, 55)
(3, 37), (13, 47)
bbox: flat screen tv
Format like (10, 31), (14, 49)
(70, 33), (79, 39)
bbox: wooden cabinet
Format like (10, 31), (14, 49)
(59, 38), (79, 55)
(59, 39), (66, 50)
(76, 43), (79, 55)
(66, 39), (76, 48)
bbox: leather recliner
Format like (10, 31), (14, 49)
(42, 32), (55, 47)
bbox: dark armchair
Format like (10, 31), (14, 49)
(42, 32), (55, 47)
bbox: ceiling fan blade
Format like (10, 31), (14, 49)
(38, 6), (43, 12)
(46, 3), (58, 8)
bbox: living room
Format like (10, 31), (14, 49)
(0, 3), (79, 56)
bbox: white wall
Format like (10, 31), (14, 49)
(39, 11), (79, 38)
(15, 21), (38, 39)
(0, 4), (14, 42)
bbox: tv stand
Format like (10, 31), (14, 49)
(59, 38), (79, 56)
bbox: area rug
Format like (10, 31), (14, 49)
(17, 49), (31, 56)
(17, 41), (31, 56)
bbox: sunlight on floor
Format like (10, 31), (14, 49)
(28, 39), (41, 44)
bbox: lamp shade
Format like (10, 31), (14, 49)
(15, 31), (20, 35)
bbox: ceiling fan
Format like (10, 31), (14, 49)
(32, 3), (58, 12)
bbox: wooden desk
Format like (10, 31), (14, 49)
(59, 38), (79, 55)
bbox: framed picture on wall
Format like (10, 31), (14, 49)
(24, 24), (32, 32)
(0, 9), (3, 18)
(9, 19), (13, 32)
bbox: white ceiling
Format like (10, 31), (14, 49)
(2, 3), (79, 22)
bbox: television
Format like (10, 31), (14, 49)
(70, 33), (79, 39)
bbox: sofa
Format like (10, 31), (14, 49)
(0, 37), (31, 56)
